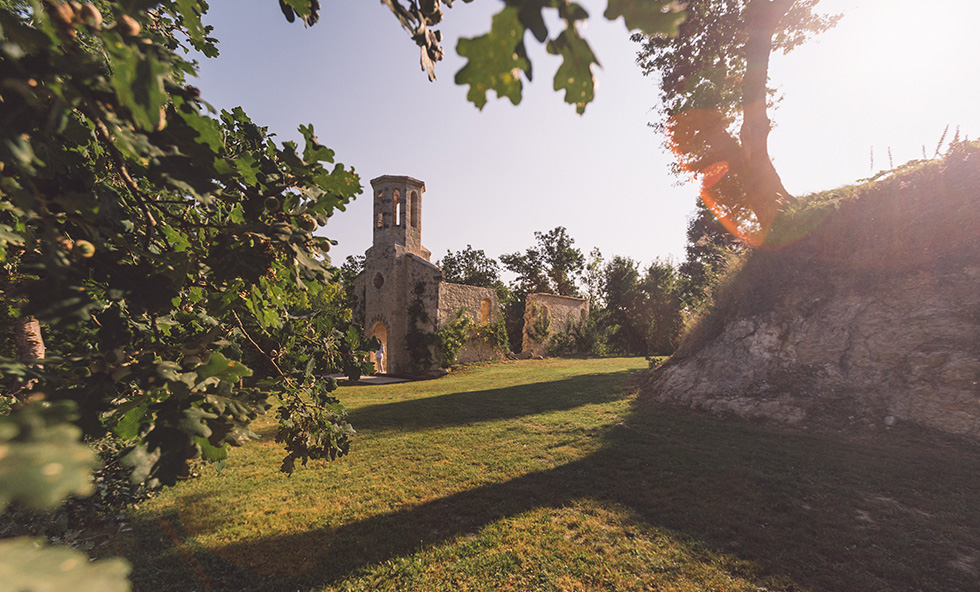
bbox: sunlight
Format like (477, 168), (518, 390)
(769, 0), (980, 193)
(823, 0), (979, 94)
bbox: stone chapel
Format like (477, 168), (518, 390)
(352, 175), (505, 374)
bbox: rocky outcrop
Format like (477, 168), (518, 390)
(643, 144), (980, 438)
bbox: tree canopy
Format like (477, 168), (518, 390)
(0, 0), (387, 586)
(0, 0), (705, 588)
(376, 0), (686, 113)
(634, 0), (839, 240)
(439, 245), (504, 291)
(501, 226), (584, 298)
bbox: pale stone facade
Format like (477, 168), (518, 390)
(522, 293), (589, 357)
(352, 176), (504, 375)
(437, 283), (503, 364)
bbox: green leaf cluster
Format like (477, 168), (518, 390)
(0, 0), (369, 494)
(383, 0), (685, 112)
(525, 301), (551, 343)
(435, 309), (474, 368)
(0, 536), (130, 592)
(474, 315), (509, 351)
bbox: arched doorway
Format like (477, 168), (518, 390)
(370, 321), (388, 374)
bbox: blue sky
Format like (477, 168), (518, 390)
(194, 0), (980, 271)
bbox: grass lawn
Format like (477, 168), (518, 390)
(100, 357), (980, 591)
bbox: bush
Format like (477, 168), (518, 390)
(546, 331), (577, 357)
(435, 310), (474, 368)
(474, 316), (510, 352)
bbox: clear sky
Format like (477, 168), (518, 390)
(194, 0), (980, 272)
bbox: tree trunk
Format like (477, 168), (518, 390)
(13, 316), (44, 401)
(14, 316), (45, 362)
(740, 0), (794, 232)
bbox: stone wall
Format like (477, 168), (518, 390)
(355, 244), (442, 375)
(643, 145), (980, 438)
(437, 282), (504, 363)
(522, 293), (589, 356)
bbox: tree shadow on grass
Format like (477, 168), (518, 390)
(248, 369), (640, 442)
(342, 370), (639, 432)
(127, 387), (980, 592)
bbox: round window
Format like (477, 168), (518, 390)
(373, 272), (385, 289)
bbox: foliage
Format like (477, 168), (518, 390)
(536, 226), (586, 297)
(500, 244), (550, 301)
(435, 309), (474, 368)
(641, 259), (684, 355)
(679, 200), (743, 310)
(525, 302), (552, 343)
(405, 281), (436, 372)
(377, 0), (685, 113)
(1, 536), (131, 591)
(634, 0), (840, 235)
(602, 255), (644, 354)
(473, 315), (509, 352)
(501, 226), (585, 351)
(0, 0), (368, 495)
(501, 226), (585, 299)
(438, 244), (509, 302)
(600, 256), (684, 356)
(546, 324), (577, 356)
(0, 400), (97, 511)
(573, 308), (612, 357)
(0, 399), (132, 590)
(583, 246), (605, 308)
(338, 254), (366, 325)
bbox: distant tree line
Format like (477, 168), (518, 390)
(362, 208), (740, 359)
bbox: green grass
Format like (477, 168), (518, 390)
(100, 358), (980, 591)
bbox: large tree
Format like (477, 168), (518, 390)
(1, 0), (696, 586)
(0, 0), (372, 519)
(640, 259), (684, 355)
(634, 0), (839, 237)
(679, 201), (743, 309)
(438, 244), (507, 300)
(600, 256), (684, 356)
(501, 226), (585, 298)
(602, 255), (644, 354)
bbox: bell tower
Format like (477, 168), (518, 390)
(371, 175), (428, 259)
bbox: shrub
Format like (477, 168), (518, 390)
(546, 331), (577, 357)
(474, 316), (510, 352)
(436, 310), (474, 368)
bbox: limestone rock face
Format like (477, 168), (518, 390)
(643, 146), (980, 438)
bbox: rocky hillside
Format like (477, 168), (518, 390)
(643, 142), (980, 437)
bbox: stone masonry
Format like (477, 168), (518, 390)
(522, 293), (589, 357)
(352, 175), (504, 374)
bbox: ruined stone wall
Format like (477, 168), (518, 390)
(437, 282), (504, 363)
(643, 146), (980, 438)
(522, 293), (589, 356)
(358, 244), (442, 375)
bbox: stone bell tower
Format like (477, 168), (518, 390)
(371, 175), (429, 260)
(353, 174), (505, 375)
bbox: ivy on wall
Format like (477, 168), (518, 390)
(474, 316), (510, 351)
(525, 302), (552, 343)
(435, 310), (474, 368)
(405, 282), (435, 372)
